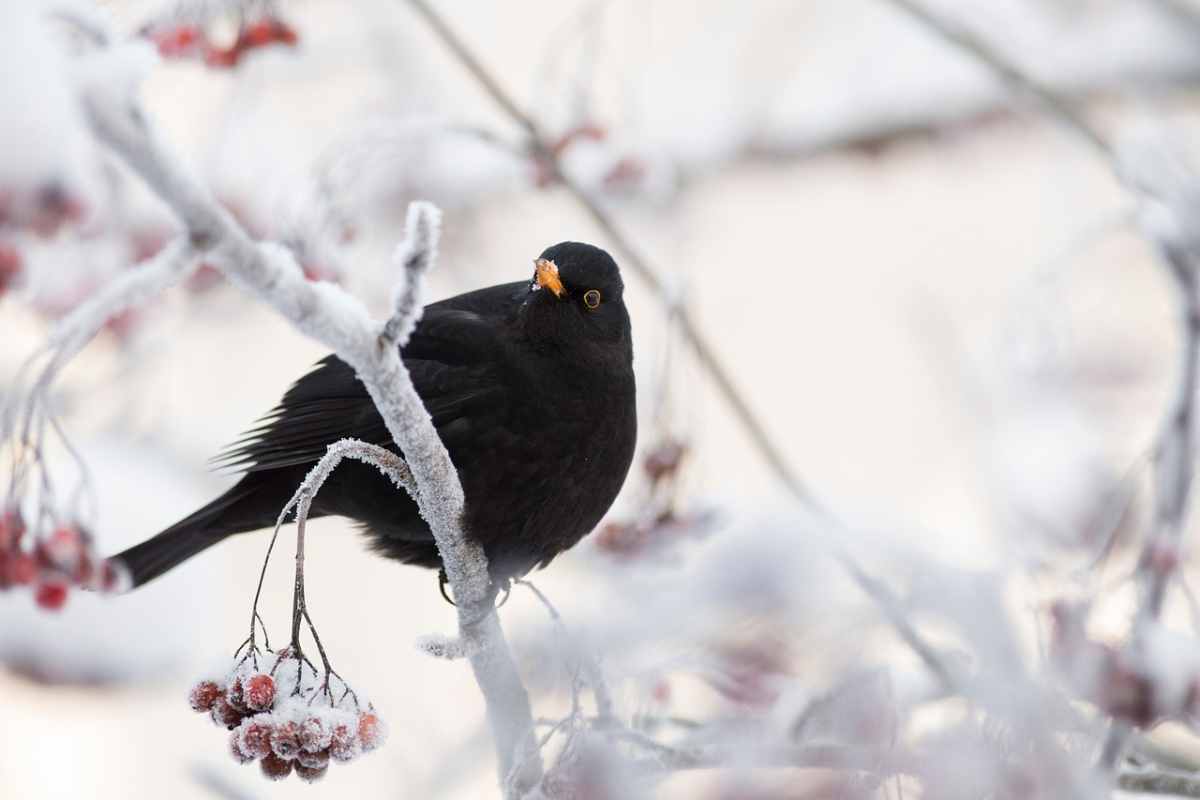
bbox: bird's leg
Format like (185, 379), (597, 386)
(437, 567), (457, 606)
(493, 577), (513, 608)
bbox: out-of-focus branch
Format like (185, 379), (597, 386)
(1099, 244), (1200, 769)
(881, 0), (1113, 159)
(629, 741), (909, 775)
(876, 0), (1200, 780)
(78, 59), (541, 794)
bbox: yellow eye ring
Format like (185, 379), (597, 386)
(583, 289), (602, 309)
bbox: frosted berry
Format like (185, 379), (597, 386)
(260, 753), (293, 781)
(295, 761), (328, 783)
(189, 680), (223, 712)
(297, 748), (330, 770)
(39, 526), (83, 572)
(229, 731), (254, 764)
(34, 581), (68, 611)
(237, 718), (274, 759)
(357, 711), (384, 752)
(299, 715), (332, 753)
(244, 673), (275, 711)
(211, 696), (244, 729)
(329, 722), (361, 762)
(270, 720), (302, 760)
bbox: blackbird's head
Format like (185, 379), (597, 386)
(523, 241), (631, 355)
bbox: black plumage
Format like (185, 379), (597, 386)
(113, 242), (637, 588)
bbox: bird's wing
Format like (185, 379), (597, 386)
(211, 302), (510, 473)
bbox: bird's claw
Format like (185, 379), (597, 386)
(437, 570), (512, 610)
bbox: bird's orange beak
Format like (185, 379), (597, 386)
(534, 258), (566, 298)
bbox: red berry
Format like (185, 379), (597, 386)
(237, 718), (274, 759)
(270, 720), (302, 760)
(329, 723), (360, 762)
(204, 46), (239, 68)
(34, 581), (68, 611)
(294, 761), (328, 783)
(229, 731), (254, 764)
(299, 716), (332, 753)
(0, 244), (20, 295)
(211, 696), (244, 729)
(297, 748), (330, 770)
(38, 526), (83, 572)
(272, 19), (298, 46)
(357, 711), (384, 752)
(244, 674), (275, 711)
(260, 753), (293, 781)
(189, 680), (223, 712)
(7, 553), (36, 586)
(242, 20), (275, 47)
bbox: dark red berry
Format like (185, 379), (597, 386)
(237, 718), (274, 759)
(211, 696), (244, 729)
(297, 748), (330, 770)
(229, 731), (254, 764)
(299, 716), (332, 753)
(260, 753), (293, 781)
(329, 722), (360, 762)
(294, 761), (328, 783)
(189, 680), (223, 713)
(244, 674), (275, 711)
(270, 720), (302, 760)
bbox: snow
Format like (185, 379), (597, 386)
(0, 3), (92, 203)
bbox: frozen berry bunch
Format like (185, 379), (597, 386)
(189, 650), (386, 783)
(144, 15), (298, 70)
(0, 510), (125, 611)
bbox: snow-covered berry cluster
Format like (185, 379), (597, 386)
(0, 510), (124, 610)
(144, 16), (298, 70)
(190, 649), (386, 783)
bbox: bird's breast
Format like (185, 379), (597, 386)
(455, 363), (636, 578)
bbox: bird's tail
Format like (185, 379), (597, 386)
(110, 480), (262, 590)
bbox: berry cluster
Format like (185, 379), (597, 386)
(0, 510), (124, 610)
(146, 17), (298, 70)
(190, 650), (386, 783)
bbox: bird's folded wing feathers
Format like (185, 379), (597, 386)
(211, 305), (507, 473)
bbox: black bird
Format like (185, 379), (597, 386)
(112, 242), (637, 589)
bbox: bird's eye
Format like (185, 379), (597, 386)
(583, 289), (602, 309)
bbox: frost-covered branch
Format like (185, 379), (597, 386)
(1119, 764), (1200, 797)
(76, 41), (541, 791)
